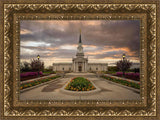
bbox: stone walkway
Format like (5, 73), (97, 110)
(19, 73), (140, 100)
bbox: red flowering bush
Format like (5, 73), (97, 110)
(20, 71), (43, 78)
(116, 72), (140, 81)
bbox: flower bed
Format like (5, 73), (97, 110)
(20, 71), (55, 81)
(102, 75), (140, 89)
(65, 77), (96, 91)
(20, 71), (43, 78)
(20, 76), (60, 90)
(116, 72), (140, 81)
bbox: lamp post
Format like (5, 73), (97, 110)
(122, 53), (125, 60)
(122, 53), (125, 77)
(37, 55), (40, 77)
(37, 54), (40, 60)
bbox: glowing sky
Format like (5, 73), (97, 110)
(20, 20), (140, 67)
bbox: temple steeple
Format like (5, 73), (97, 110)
(79, 29), (82, 43)
(76, 29), (84, 57)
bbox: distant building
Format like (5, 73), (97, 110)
(52, 32), (108, 72)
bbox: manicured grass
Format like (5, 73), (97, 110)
(65, 77), (96, 91)
(102, 75), (140, 89)
(105, 71), (117, 74)
(43, 71), (55, 74)
(20, 76), (60, 90)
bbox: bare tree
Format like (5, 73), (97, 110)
(30, 59), (44, 72)
(116, 59), (132, 76)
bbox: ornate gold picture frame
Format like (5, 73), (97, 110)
(0, 0), (159, 119)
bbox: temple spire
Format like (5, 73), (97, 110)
(79, 29), (82, 43)
(76, 29), (84, 57)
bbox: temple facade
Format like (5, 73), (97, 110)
(52, 33), (108, 72)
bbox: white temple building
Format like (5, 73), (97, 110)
(52, 32), (108, 72)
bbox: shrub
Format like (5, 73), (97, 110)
(108, 66), (118, 71)
(116, 72), (140, 81)
(116, 72), (123, 76)
(20, 71), (43, 78)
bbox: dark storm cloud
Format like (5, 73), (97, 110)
(82, 20), (140, 54)
(20, 20), (140, 65)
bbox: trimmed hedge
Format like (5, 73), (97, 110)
(116, 72), (140, 81)
(20, 71), (43, 78)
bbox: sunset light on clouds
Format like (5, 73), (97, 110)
(20, 20), (140, 67)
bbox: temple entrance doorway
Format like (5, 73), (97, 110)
(78, 66), (82, 72)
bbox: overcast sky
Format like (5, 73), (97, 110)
(20, 20), (140, 67)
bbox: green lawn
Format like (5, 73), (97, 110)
(43, 71), (54, 74)
(105, 71), (117, 74)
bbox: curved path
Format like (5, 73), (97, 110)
(19, 73), (140, 100)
